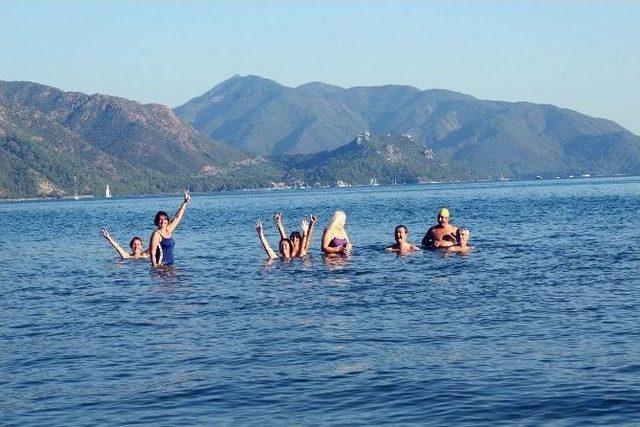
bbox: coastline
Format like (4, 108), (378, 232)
(1, 174), (634, 203)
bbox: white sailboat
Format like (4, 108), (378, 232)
(105, 185), (112, 198)
(73, 176), (80, 200)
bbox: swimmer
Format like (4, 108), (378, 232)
(150, 190), (191, 267)
(422, 207), (458, 249)
(321, 210), (352, 256)
(101, 228), (150, 259)
(255, 221), (293, 260)
(258, 214), (317, 260)
(386, 225), (420, 254)
(273, 212), (317, 257)
(444, 228), (474, 254)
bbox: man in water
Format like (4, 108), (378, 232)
(421, 207), (458, 249)
(386, 225), (420, 254)
(444, 228), (474, 254)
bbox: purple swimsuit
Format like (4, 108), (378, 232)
(329, 237), (349, 248)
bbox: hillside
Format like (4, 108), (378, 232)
(283, 132), (471, 186)
(0, 81), (281, 198)
(176, 75), (640, 178)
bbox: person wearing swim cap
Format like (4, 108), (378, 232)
(421, 207), (459, 249)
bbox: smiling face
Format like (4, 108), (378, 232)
(394, 225), (408, 244)
(437, 213), (449, 226)
(279, 239), (293, 259)
(154, 211), (169, 230)
(129, 237), (143, 255)
(290, 232), (302, 254)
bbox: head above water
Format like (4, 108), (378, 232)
(279, 238), (293, 259)
(154, 211), (169, 227)
(437, 207), (450, 225)
(129, 236), (143, 253)
(456, 228), (470, 245)
(394, 225), (408, 242)
(289, 231), (302, 251)
(327, 210), (346, 230)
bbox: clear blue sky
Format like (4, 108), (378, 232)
(2, 0), (639, 133)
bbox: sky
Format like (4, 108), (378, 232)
(2, 0), (639, 134)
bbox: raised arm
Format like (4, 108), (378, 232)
(256, 222), (278, 260)
(299, 218), (310, 257)
(167, 190), (191, 234)
(149, 231), (163, 267)
(101, 228), (131, 259)
(302, 215), (317, 254)
(273, 212), (287, 240)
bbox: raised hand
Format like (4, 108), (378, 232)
(273, 212), (282, 223)
(301, 218), (310, 234)
(184, 190), (191, 203)
(255, 221), (264, 234)
(101, 228), (110, 239)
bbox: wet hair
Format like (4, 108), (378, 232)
(395, 224), (408, 233)
(279, 238), (293, 256)
(290, 231), (302, 242)
(154, 210), (169, 226)
(129, 236), (143, 249)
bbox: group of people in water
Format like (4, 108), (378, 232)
(101, 192), (474, 266)
(101, 191), (191, 264)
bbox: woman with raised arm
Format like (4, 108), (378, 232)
(273, 212), (317, 257)
(321, 210), (352, 256)
(101, 228), (150, 259)
(150, 190), (191, 267)
(299, 215), (317, 257)
(255, 221), (292, 261)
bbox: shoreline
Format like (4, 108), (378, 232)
(1, 174), (636, 203)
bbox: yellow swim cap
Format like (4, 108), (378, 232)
(438, 207), (450, 218)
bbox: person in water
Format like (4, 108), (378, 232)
(321, 210), (352, 256)
(422, 207), (458, 249)
(273, 212), (317, 257)
(386, 225), (420, 254)
(444, 228), (474, 254)
(101, 228), (150, 259)
(255, 214), (316, 260)
(150, 190), (191, 267)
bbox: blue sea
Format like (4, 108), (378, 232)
(2, 177), (639, 426)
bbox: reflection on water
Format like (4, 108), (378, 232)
(2, 177), (639, 425)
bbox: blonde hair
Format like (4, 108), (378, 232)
(326, 210), (346, 231)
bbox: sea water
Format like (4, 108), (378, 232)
(1, 177), (638, 425)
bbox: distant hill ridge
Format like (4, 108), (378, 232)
(1, 77), (639, 198)
(176, 75), (640, 178)
(0, 80), (279, 198)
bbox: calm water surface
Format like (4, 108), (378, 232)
(2, 178), (639, 425)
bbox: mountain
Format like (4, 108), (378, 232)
(0, 81), (280, 198)
(282, 131), (472, 186)
(176, 75), (640, 178)
(175, 75), (368, 155)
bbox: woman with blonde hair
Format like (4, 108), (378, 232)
(321, 210), (352, 256)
